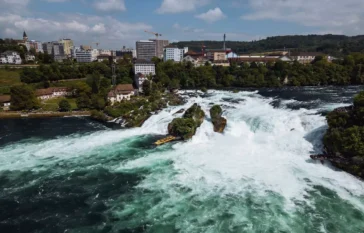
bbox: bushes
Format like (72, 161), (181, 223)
(58, 99), (71, 112)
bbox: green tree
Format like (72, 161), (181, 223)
(10, 85), (40, 110)
(59, 99), (71, 112)
(76, 93), (92, 109)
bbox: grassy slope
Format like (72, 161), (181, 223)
(41, 97), (78, 111)
(0, 69), (22, 94)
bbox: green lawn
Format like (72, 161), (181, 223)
(0, 69), (22, 94)
(41, 97), (78, 111)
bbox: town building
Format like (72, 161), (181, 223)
(182, 55), (197, 66)
(0, 95), (11, 110)
(212, 60), (230, 67)
(107, 84), (135, 105)
(116, 47), (136, 58)
(14, 31), (28, 46)
(164, 46), (188, 62)
(97, 54), (110, 62)
(134, 59), (156, 76)
(35, 87), (73, 100)
(136, 40), (156, 61)
(290, 52), (323, 64)
(42, 42), (66, 62)
(75, 50), (93, 63)
(59, 39), (74, 56)
(81, 45), (92, 51)
(25, 40), (43, 53)
(206, 49), (231, 61)
(25, 54), (36, 62)
(0, 51), (22, 64)
(149, 39), (169, 58)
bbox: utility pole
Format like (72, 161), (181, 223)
(111, 50), (116, 86)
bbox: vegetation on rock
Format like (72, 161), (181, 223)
(320, 91), (364, 178)
(210, 105), (227, 133)
(168, 104), (205, 140)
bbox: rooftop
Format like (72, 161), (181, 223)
(0, 95), (11, 103)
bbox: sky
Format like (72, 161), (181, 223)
(0, 0), (363, 49)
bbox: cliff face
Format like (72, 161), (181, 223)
(314, 92), (364, 179)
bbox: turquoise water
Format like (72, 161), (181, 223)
(0, 88), (364, 233)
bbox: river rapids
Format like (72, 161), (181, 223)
(0, 87), (364, 233)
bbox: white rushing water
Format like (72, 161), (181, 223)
(1, 90), (363, 232)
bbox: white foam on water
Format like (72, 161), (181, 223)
(119, 90), (364, 211)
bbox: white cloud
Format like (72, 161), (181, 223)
(173, 23), (204, 33)
(195, 7), (226, 23)
(0, 13), (152, 48)
(0, 0), (30, 13)
(93, 0), (126, 12)
(241, 0), (364, 35)
(157, 0), (210, 13)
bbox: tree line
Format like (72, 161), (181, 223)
(173, 34), (364, 57)
(152, 54), (364, 89)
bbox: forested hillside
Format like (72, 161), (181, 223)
(173, 35), (364, 57)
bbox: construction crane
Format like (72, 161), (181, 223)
(144, 30), (162, 39)
(93, 42), (100, 48)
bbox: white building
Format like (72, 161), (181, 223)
(290, 52), (323, 64)
(25, 54), (36, 62)
(0, 51), (22, 64)
(164, 46), (188, 62)
(182, 55), (197, 65)
(91, 49), (99, 61)
(134, 59), (156, 76)
(0, 95), (11, 110)
(75, 50), (93, 63)
(107, 84), (135, 105)
(35, 87), (73, 100)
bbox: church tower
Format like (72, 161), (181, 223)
(23, 31), (28, 42)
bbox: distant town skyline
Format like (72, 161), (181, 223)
(0, 0), (363, 49)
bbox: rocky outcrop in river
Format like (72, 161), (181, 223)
(168, 104), (205, 140)
(210, 105), (227, 133)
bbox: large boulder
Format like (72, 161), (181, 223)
(210, 105), (227, 133)
(168, 104), (205, 140)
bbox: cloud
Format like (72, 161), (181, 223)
(241, 0), (364, 35)
(195, 7), (226, 23)
(173, 23), (204, 33)
(157, 0), (210, 13)
(0, 0), (30, 13)
(93, 0), (126, 12)
(0, 13), (152, 48)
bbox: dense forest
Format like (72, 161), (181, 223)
(173, 35), (364, 57)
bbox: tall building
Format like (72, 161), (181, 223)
(25, 40), (43, 53)
(164, 46), (188, 62)
(136, 40), (156, 61)
(150, 39), (169, 58)
(59, 39), (74, 56)
(42, 42), (52, 54)
(42, 42), (65, 62)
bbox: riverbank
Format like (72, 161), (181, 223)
(0, 111), (91, 119)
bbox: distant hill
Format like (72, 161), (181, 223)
(172, 35), (364, 57)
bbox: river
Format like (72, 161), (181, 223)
(0, 86), (364, 233)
